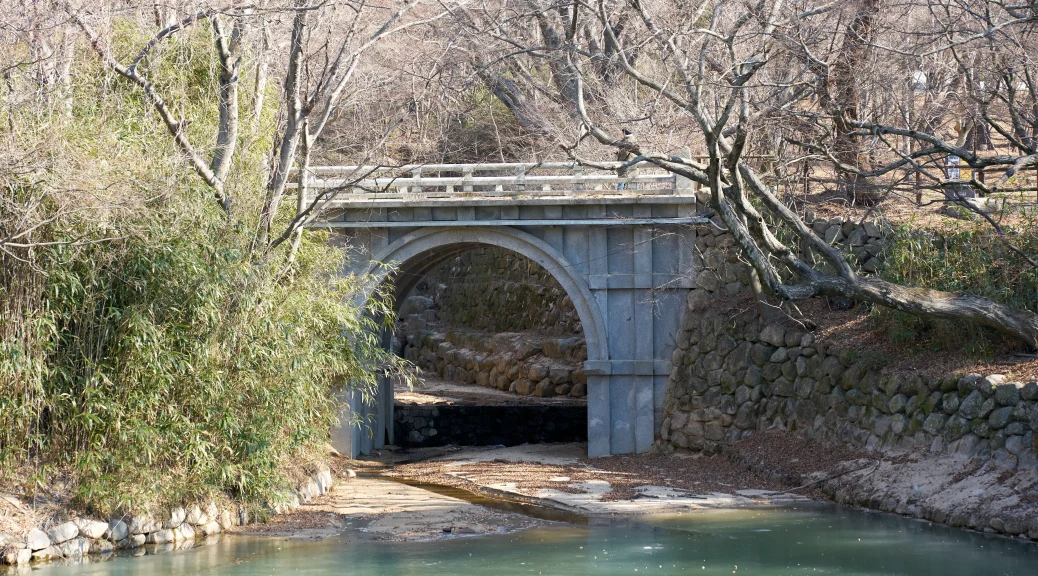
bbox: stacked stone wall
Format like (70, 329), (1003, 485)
(686, 214), (889, 310)
(660, 299), (1038, 471)
(416, 246), (582, 336)
(0, 468), (335, 566)
(401, 329), (588, 398)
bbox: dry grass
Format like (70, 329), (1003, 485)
(801, 298), (1038, 381)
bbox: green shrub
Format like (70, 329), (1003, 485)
(874, 220), (1038, 355)
(0, 21), (403, 515)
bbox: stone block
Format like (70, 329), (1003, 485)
(958, 373), (982, 395)
(200, 521), (222, 537)
(979, 374), (1004, 394)
(773, 377), (794, 397)
(572, 367), (587, 385)
(696, 270), (722, 291)
(702, 352), (724, 371)
(716, 334), (737, 358)
(971, 420), (992, 438)
(174, 523), (196, 542)
(1005, 433), (1032, 456)
(32, 546), (59, 561)
(164, 507), (186, 529)
(515, 379), (535, 395)
(533, 378), (556, 397)
(958, 390), (985, 419)
(994, 382), (1023, 406)
(26, 529), (50, 551)
(751, 344), (776, 366)
(847, 227), (868, 246)
(922, 412), (947, 435)
(943, 415), (971, 441)
(744, 365), (763, 388)
(824, 225), (843, 244)
(106, 520), (129, 542)
(888, 394), (907, 414)
(1022, 382), (1038, 401)
(75, 518), (109, 540)
(977, 398), (996, 419)
(147, 529), (175, 544)
(795, 378), (817, 399)
(48, 521), (79, 545)
(548, 367), (572, 384)
(703, 421), (725, 441)
(821, 356), (844, 379)
(781, 361), (797, 380)
(94, 539), (114, 553)
(58, 538), (90, 558)
(988, 406), (1013, 429)
(760, 323), (786, 347)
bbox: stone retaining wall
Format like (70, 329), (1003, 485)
(657, 296), (1038, 539)
(660, 300), (1038, 468)
(395, 405), (587, 447)
(0, 468), (335, 567)
(401, 329), (588, 398)
(414, 245), (582, 336)
(685, 214), (889, 310)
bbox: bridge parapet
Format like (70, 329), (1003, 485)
(296, 161), (697, 207)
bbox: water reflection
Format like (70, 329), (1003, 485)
(25, 504), (1038, 576)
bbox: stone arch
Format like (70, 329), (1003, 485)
(363, 226), (608, 363)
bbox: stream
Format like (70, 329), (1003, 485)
(25, 502), (1038, 575)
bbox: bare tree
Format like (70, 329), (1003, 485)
(453, 0), (1038, 347)
(68, 0), (463, 256)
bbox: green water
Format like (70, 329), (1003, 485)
(28, 505), (1038, 575)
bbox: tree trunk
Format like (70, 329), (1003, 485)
(257, 1), (307, 247)
(818, 0), (880, 202)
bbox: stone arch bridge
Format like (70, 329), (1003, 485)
(301, 161), (708, 458)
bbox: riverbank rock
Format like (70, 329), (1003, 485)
(75, 518), (108, 540)
(47, 522), (79, 545)
(106, 519), (129, 541)
(2, 546), (31, 565)
(146, 529), (174, 544)
(186, 504), (207, 525)
(129, 514), (158, 535)
(25, 528), (50, 551)
(164, 507), (186, 528)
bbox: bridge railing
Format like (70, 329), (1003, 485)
(292, 161), (695, 205)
